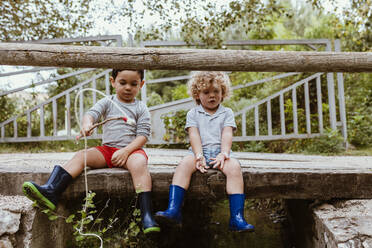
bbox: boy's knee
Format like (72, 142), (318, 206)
(225, 160), (242, 175)
(73, 150), (85, 161)
(127, 160), (148, 174)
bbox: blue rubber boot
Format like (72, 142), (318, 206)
(229, 194), (255, 232)
(138, 191), (161, 234)
(22, 165), (73, 211)
(155, 184), (185, 226)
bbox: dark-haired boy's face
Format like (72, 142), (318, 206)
(110, 70), (144, 103)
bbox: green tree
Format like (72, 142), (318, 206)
(0, 0), (92, 41)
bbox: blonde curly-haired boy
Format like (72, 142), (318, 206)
(156, 71), (254, 232)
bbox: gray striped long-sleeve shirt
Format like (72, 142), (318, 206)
(86, 95), (151, 148)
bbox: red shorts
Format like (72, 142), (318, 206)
(95, 145), (148, 168)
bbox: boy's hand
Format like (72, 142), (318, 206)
(195, 153), (208, 173)
(111, 148), (130, 167)
(80, 123), (93, 137)
(210, 152), (229, 170)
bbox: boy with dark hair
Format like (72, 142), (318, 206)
(22, 69), (160, 234)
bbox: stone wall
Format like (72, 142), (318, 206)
(313, 200), (372, 248)
(0, 195), (71, 248)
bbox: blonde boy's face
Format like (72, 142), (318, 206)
(197, 82), (222, 113)
(110, 70), (144, 103)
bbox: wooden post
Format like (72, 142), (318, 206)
(0, 43), (371, 72)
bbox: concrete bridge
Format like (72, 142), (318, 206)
(1, 149), (372, 200)
(1, 149), (372, 247)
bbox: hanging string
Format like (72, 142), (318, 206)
(73, 88), (136, 248)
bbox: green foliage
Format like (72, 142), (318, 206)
(36, 191), (152, 247)
(147, 92), (164, 107)
(300, 129), (345, 154)
(171, 84), (189, 101)
(348, 114), (372, 147)
(146, 70), (189, 103)
(0, 0), (93, 41)
(162, 110), (188, 143)
(105, 0), (285, 47)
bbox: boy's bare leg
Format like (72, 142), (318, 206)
(172, 155), (197, 190)
(63, 148), (107, 178)
(125, 153), (151, 192)
(220, 158), (244, 194)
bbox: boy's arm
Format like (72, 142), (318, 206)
(220, 126), (233, 157)
(188, 127), (207, 173)
(111, 135), (147, 167)
(210, 126), (233, 170)
(80, 114), (95, 137)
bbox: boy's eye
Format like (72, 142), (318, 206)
(131, 82), (138, 86)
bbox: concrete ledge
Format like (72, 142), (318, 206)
(1, 149), (372, 199)
(313, 200), (372, 247)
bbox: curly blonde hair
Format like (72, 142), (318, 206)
(187, 71), (231, 105)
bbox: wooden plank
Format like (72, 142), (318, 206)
(304, 81), (311, 134)
(292, 88), (298, 134)
(316, 76), (324, 134)
(267, 100), (272, 136)
(1, 43), (371, 72)
(280, 94), (285, 135)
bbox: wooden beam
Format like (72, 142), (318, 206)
(0, 43), (371, 72)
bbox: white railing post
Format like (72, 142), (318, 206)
(304, 81), (311, 134)
(280, 94), (286, 135)
(326, 42), (338, 130)
(242, 112), (247, 137)
(292, 88), (298, 134)
(66, 94), (71, 136)
(40, 106), (45, 137)
(334, 39), (348, 145)
(316, 76), (323, 134)
(254, 106), (259, 136)
(267, 100), (272, 136)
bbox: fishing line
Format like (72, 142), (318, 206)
(73, 88), (136, 248)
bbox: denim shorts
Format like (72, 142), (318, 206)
(203, 148), (221, 168)
(188, 148), (234, 168)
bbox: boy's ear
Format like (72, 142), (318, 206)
(109, 76), (115, 86)
(140, 80), (145, 88)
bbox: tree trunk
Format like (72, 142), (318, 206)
(0, 43), (371, 72)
